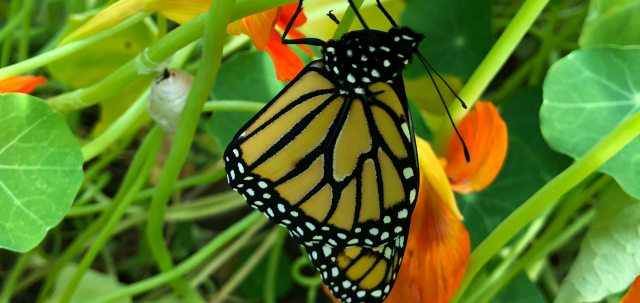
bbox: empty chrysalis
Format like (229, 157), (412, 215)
(147, 68), (194, 134)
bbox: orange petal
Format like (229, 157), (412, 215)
(445, 101), (507, 194)
(277, 3), (307, 29)
(386, 137), (470, 303)
(0, 76), (47, 94)
(264, 31), (305, 82)
(225, 7), (281, 50)
(286, 28), (314, 56)
(621, 276), (640, 303)
(322, 283), (343, 303)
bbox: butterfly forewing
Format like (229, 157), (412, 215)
(224, 60), (419, 249)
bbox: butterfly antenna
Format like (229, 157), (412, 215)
(417, 53), (470, 162)
(347, 0), (370, 30)
(327, 10), (340, 25)
(416, 52), (467, 109)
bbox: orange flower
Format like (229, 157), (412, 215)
(444, 101), (507, 194)
(621, 275), (640, 303)
(323, 137), (470, 303)
(227, 3), (314, 82)
(385, 137), (470, 303)
(0, 76), (46, 94)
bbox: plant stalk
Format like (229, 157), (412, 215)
(449, 109), (640, 302)
(433, 0), (551, 155)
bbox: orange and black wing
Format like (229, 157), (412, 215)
(224, 60), (419, 249)
(305, 234), (407, 303)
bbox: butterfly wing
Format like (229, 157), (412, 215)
(224, 60), (419, 249)
(305, 235), (407, 303)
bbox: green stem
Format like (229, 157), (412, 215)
(449, 110), (640, 302)
(0, 250), (33, 303)
(74, 173), (112, 207)
(83, 132), (137, 181)
(145, 1), (235, 301)
(18, 0), (36, 62)
(462, 175), (599, 302)
(60, 126), (163, 303)
(157, 14), (167, 39)
(475, 209), (596, 303)
(36, 126), (162, 303)
(0, 1), (32, 46)
(81, 88), (150, 161)
(46, 0), (296, 112)
(433, 0), (551, 155)
(264, 228), (288, 303)
(210, 227), (280, 303)
(202, 100), (264, 112)
(332, 0), (364, 39)
(86, 211), (263, 303)
(0, 0), (21, 67)
(0, 13), (151, 79)
(188, 218), (269, 287)
(136, 168), (226, 200)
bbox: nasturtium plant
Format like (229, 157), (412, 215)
(4, 0), (640, 303)
(459, 89), (571, 247)
(580, 0), (640, 47)
(555, 182), (640, 302)
(541, 47), (640, 199)
(0, 94), (83, 252)
(400, 0), (494, 79)
(46, 12), (158, 136)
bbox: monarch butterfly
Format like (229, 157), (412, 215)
(223, 1), (468, 301)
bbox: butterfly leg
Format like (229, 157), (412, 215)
(281, 0), (326, 47)
(375, 0), (398, 27)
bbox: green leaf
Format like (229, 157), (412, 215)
(494, 271), (547, 303)
(47, 13), (157, 88)
(459, 89), (572, 247)
(46, 263), (132, 303)
(235, 244), (293, 300)
(400, 0), (494, 79)
(0, 94), (83, 252)
(206, 51), (286, 147)
(580, 0), (640, 47)
(540, 47), (640, 200)
(555, 182), (640, 302)
(46, 12), (157, 136)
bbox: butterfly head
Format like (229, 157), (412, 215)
(321, 27), (424, 95)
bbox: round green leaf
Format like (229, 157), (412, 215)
(0, 93), (83, 252)
(400, 0), (494, 79)
(556, 182), (640, 302)
(580, 0), (640, 47)
(541, 47), (640, 199)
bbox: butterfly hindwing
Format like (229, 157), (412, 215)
(304, 235), (407, 303)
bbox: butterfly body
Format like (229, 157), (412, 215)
(322, 28), (424, 96)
